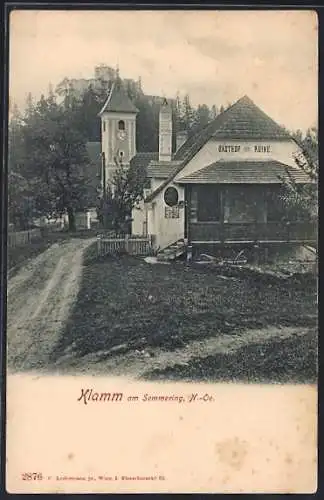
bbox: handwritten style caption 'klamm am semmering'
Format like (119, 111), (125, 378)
(77, 388), (215, 405)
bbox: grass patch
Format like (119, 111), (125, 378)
(142, 328), (318, 383)
(51, 256), (318, 369)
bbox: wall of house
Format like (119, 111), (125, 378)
(147, 183), (185, 250)
(132, 178), (169, 236)
(174, 139), (300, 181)
(132, 200), (147, 235)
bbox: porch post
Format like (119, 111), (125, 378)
(185, 185), (192, 262)
(221, 188), (229, 244)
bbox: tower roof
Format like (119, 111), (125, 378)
(99, 77), (138, 115)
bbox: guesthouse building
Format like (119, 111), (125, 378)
(99, 77), (316, 258)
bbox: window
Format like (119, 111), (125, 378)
(266, 188), (286, 222)
(197, 186), (221, 222)
(165, 206), (179, 219)
(164, 187), (179, 207)
(103, 122), (106, 132)
(118, 120), (125, 131)
(118, 151), (124, 159)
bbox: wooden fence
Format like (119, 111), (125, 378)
(97, 234), (154, 257)
(8, 228), (42, 248)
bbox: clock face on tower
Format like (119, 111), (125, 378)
(117, 130), (127, 141)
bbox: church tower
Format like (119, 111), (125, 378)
(99, 71), (138, 188)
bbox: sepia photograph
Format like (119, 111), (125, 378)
(5, 8), (318, 494)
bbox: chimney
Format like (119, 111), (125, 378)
(159, 98), (172, 162)
(176, 130), (188, 152)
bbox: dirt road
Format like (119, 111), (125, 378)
(7, 238), (94, 372)
(53, 324), (315, 380)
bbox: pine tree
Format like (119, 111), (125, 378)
(210, 104), (218, 120)
(25, 92), (34, 119)
(195, 104), (210, 130)
(182, 94), (195, 134)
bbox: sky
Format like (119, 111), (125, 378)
(9, 9), (318, 132)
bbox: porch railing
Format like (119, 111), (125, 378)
(190, 221), (317, 244)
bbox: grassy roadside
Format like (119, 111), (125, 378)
(142, 328), (317, 383)
(50, 253), (317, 382)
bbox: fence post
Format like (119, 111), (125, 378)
(187, 245), (193, 263)
(125, 234), (130, 254)
(97, 235), (102, 257)
(286, 221), (290, 242)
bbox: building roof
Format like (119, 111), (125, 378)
(146, 160), (182, 179)
(130, 152), (158, 171)
(177, 160), (312, 185)
(130, 153), (181, 179)
(99, 77), (139, 114)
(174, 95), (290, 163)
(145, 95), (293, 202)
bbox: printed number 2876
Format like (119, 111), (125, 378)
(22, 473), (43, 481)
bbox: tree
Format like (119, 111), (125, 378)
(193, 104), (211, 131)
(134, 93), (157, 152)
(12, 92), (94, 231)
(25, 92), (34, 118)
(8, 103), (36, 229)
(99, 155), (147, 233)
(210, 104), (218, 121)
(182, 94), (196, 134)
(77, 84), (102, 141)
(279, 127), (318, 222)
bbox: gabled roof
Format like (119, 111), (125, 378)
(145, 95), (293, 202)
(99, 78), (138, 114)
(177, 160), (312, 185)
(174, 95), (290, 163)
(130, 152), (159, 171)
(130, 153), (181, 179)
(146, 160), (182, 179)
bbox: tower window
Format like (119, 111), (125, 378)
(118, 120), (125, 131)
(103, 122), (106, 132)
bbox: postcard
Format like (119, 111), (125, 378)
(6, 9), (318, 493)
